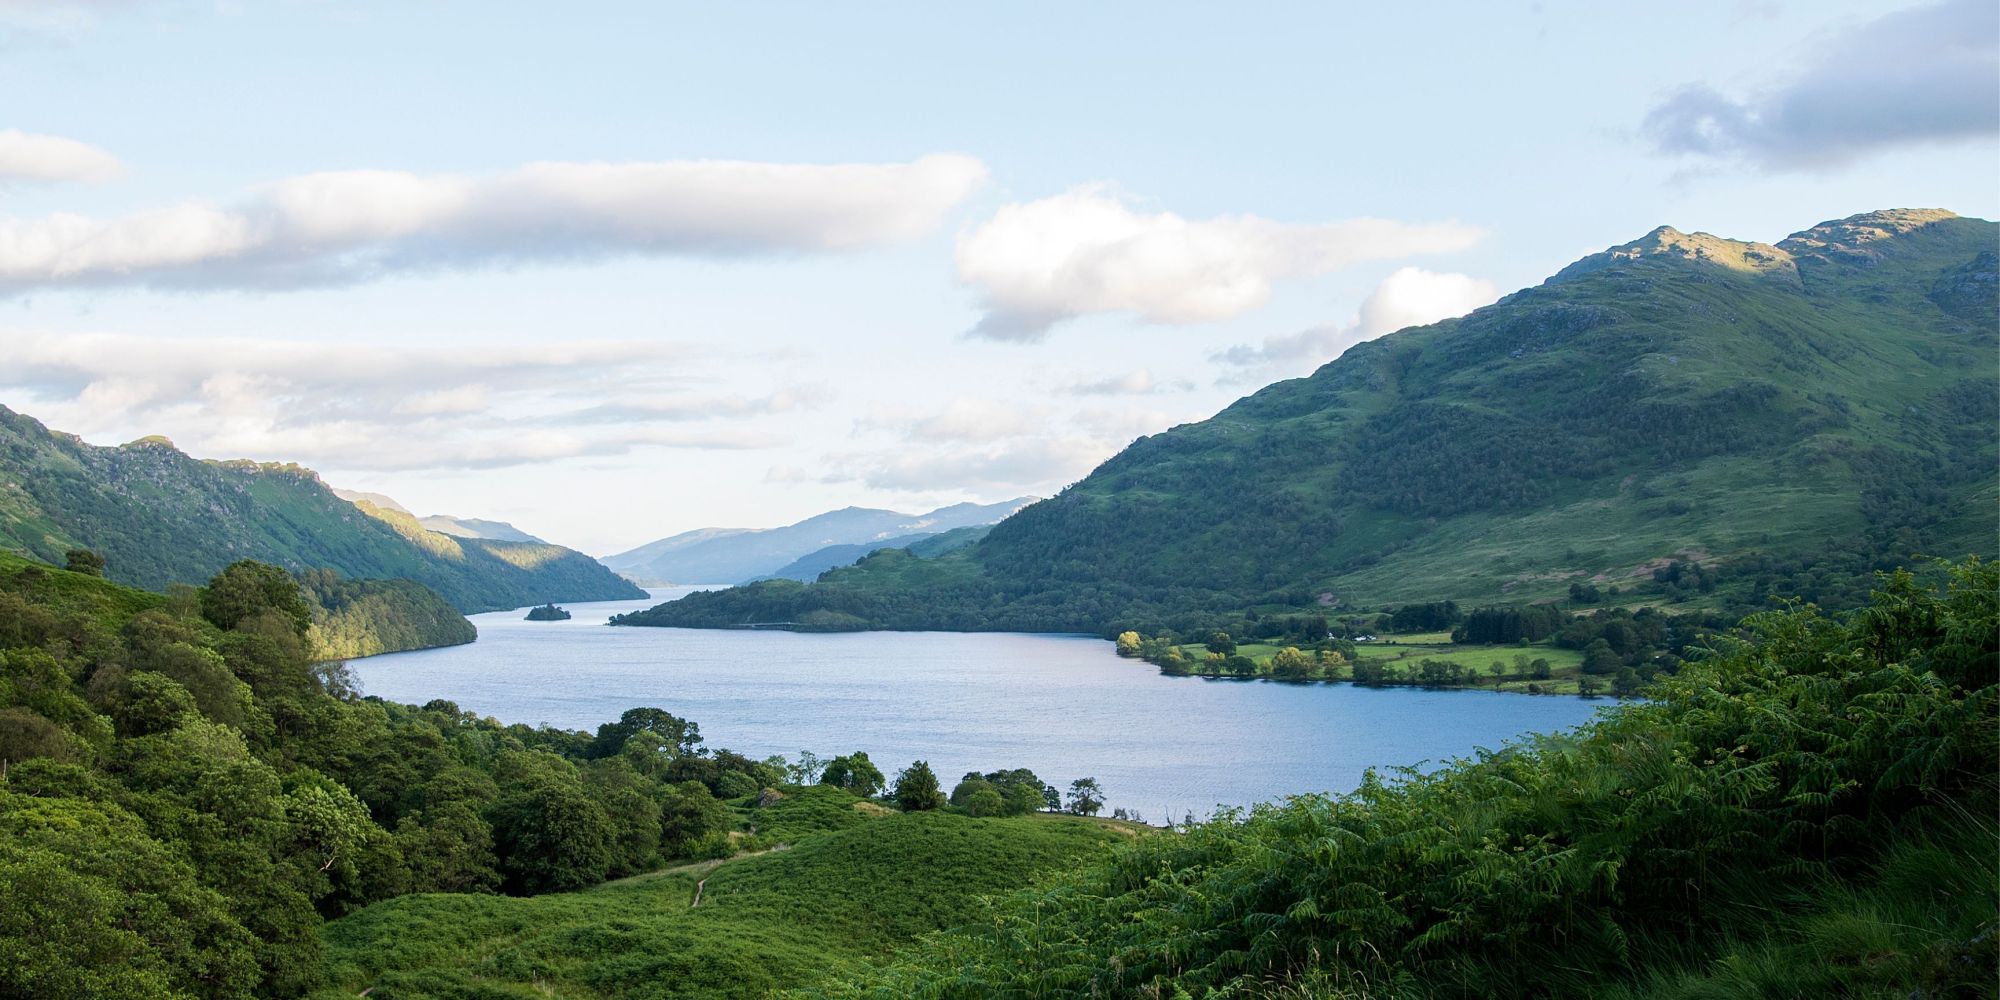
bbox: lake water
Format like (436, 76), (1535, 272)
(350, 590), (1608, 818)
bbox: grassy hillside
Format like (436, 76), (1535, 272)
(621, 210), (1998, 636)
(0, 406), (644, 613)
(806, 562), (1998, 998)
(312, 810), (1132, 1000)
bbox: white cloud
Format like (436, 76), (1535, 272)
(0, 330), (800, 470)
(834, 437), (1112, 493)
(0, 153), (988, 293)
(1215, 267), (1499, 371)
(0, 129), (124, 184)
(1062, 367), (1193, 396)
(954, 185), (1484, 340)
(820, 394), (1193, 497)
(1643, 0), (1999, 171)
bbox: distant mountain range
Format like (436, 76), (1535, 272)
(0, 408), (644, 614)
(602, 499), (1035, 585)
(329, 488), (549, 544)
(618, 209), (1999, 635)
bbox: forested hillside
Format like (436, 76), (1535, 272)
(622, 210), (1998, 636)
(0, 407), (644, 613)
(0, 553), (1132, 999)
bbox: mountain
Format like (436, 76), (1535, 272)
(416, 514), (547, 544)
(603, 498), (1035, 585)
(329, 488), (549, 544)
(617, 209), (1998, 635)
(0, 407), (646, 613)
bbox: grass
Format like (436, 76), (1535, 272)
(311, 810), (1136, 1000)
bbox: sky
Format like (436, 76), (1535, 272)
(1, 0), (1994, 555)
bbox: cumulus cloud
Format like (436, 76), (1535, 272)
(0, 330), (804, 470)
(0, 153), (987, 294)
(1062, 367), (1193, 396)
(1643, 0), (1999, 171)
(1215, 267), (1499, 370)
(0, 129), (124, 184)
(954, 185), (1483, 341)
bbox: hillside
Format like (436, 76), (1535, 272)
(603, 498), (1033, 585)
(313, 809), (1131, 1000)
(620, 210), (1998, 635)
(809, 563), (1998, 997)
(0, 407), (644, 614)
(0, 553), (1135, 1000)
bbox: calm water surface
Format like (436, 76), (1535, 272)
(351, 590), (1607, 817)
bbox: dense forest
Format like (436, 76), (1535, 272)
(0, 406), (644, 614)
(617, 211), (1998, 637)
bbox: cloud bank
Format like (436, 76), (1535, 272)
(0, 331), (811, 470)
(1216, 266), (1499, 370)
(0, 129), (124, 184)
(1643, 0), (1999, 171)
(0, 153), (988, 293)
(954, 186), (1484, 340)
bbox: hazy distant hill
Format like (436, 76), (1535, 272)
(416, 514), (547, 544)
(620, 209), (1998, 634)
(0, 409), (645, 614)
(603, 499), (1034, 585)
(329, 488), (549, 544)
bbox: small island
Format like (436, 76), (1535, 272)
(524, 603), (572, 621)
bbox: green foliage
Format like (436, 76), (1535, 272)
(63, 548), (104, 576)
(820, 751), (885, 798)
(893, 760), (945, 812)
(524, 602), (573, 621)
(315, 810), (1129, 1000)
(616, 213), (1998, 635)
(201, 560), (313, 635)
(0, 556), (861, 997)
(297, 569), (475, 660)
(808, 561), (1999, 998)
(0, 407), (644, 614)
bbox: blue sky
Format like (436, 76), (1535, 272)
(2, 0), (1994, 553)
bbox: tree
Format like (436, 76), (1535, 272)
(893, 761), (945, 812)
(1612, 667), (1644, 697)
(1270, 646), (1315, 680)
(200, 561), (312, 636)
(786, 750), (826, 785)
(1115, 631), (1143, 656)
(1577, 675), (1603, 697)
(1531, 658), (1553, 680)
(63, 549), (104, 577)
(1066, 778), (1105, 817)
(1581, 639), (1622, 675)
(658, 781), (730, 858)
(820, 752), (885, 797)
(586, 708), (702, 761)
(491, 784), (614, 893)
(1204, 631), (1236, 655)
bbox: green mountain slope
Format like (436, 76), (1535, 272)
(0, 407), (644, 614)
(622, 209), (1998, 634)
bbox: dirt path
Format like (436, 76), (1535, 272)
(600, 843), (793, 891)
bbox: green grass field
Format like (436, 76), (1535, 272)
(311, 809), (1138, 1000)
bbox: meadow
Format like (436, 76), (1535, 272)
(312, 806), (1140, 1000)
